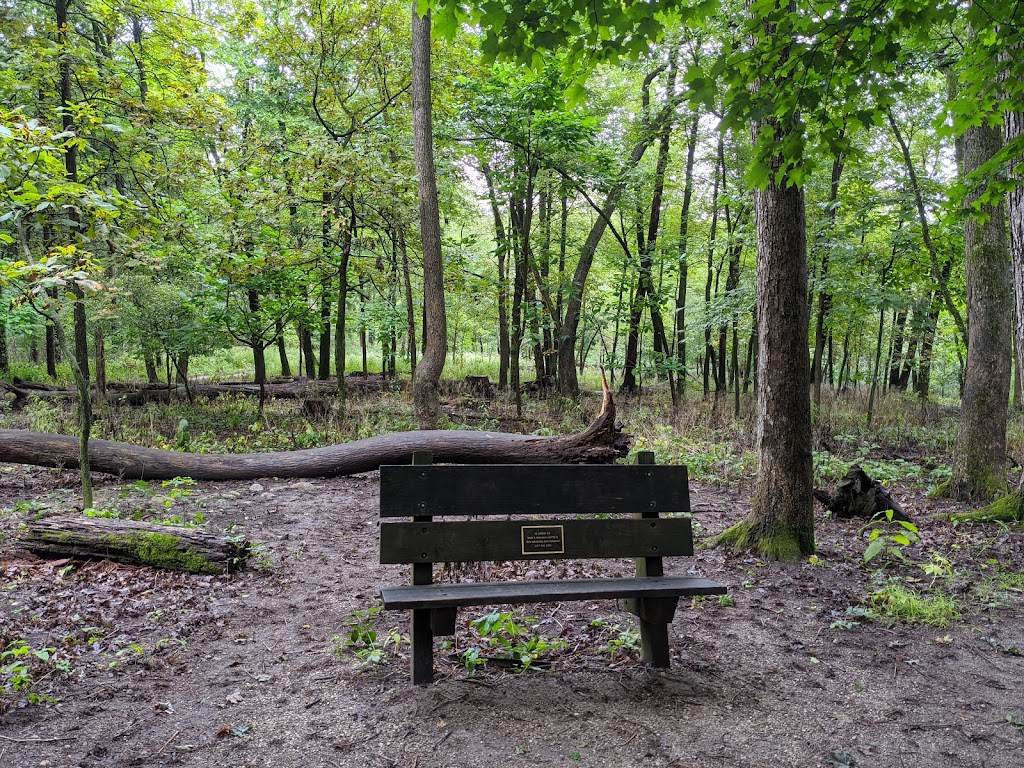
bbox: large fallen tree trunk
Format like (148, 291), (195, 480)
(17, 515), (249, 574)
(0, 385), (628, 481)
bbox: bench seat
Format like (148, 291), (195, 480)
(381, 575), (726, 610)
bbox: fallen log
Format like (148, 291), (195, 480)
(1, 377), (387, 409)
(813, 464), (913, 523)
(17, 515), (249, 574)
(0, 382), (628, 480)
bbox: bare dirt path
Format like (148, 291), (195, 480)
(2, 466), (1023, 768)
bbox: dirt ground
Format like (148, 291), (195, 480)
(2, 464), (1023, 768)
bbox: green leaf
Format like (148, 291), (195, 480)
(864, 538), (885, 563)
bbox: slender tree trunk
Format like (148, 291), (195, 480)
(411, 4), (446, 427)
(57, 0), (93, 509)
(482, 163), (510, 390)
(93, 329), (106, 402)
(703, 134), (722, 399)
(248, 290), (267, 387)
(866, 307), (885, 428)
(399, 227), (417, 376)
(949, 121), (1012, 502)
(888, 109), (968, 347)
(887, 309), (908, 390)
(674, 116), (699, 402)
(301, 326), (316, 378)
(557, 108), (663, 396)
(509, 189), (529, 415)
(318, 288), (331, 380)
(812, 149), (845, 408)
(276, 320), (291, 378)
(335, 213), (353, 417)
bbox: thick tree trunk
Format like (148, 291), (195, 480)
(949, 121), (1012, 502)
(0, 385), (628, 480)
(713, 69), (813, 559)
(1007, 104), (1024, 487)
(411, 4), (446, 427)
(744, 163), (814, 558)
(17, 515), (249, 574)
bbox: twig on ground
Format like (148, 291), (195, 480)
(155, 730), (180, 757)
(0, 734), (72, 743)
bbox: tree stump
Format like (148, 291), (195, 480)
(464, 375), (494, 400)
(17, 515), (250, 574)
(814, 465), (913, 523)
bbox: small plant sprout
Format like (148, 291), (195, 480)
(862, 510), (920, 564)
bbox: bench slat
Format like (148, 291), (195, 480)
(379, 464), (690, 518)
(380, 517), (693, 563)
(380, 575), (726, 610)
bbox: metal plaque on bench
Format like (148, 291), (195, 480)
(521, 524), (565, 556)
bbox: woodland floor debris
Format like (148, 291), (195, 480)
(1, 465), (1023, 768)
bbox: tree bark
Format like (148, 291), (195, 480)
(949, 121), (1012, 502)
(674, 114), (700, 402)
(0, 283), (8, 377)
(411, 4), (446, 427)
(483, 163), (511, 390)
(743, 157), (814, 558)
(0, 384), (628, 481)
(17, 515), (249, 575)
(1007, 97), (1024, 491)
(811, 148), (845, 408)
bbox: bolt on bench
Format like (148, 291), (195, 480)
(379, 451), (727, 684)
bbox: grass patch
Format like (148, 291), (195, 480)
(865, 576), (960, 627)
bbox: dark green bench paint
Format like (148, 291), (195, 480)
(378, 451), (726, 685)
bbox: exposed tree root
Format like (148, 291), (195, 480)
(947, 492), (1024, 524)
(706, 518), (808, 562)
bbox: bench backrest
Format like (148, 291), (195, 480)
(379, 455), (692, 566)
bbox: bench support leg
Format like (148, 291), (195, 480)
(639, 620), (671, 667)
(411, 608), (434, 685)
(625, 596), (678, 668)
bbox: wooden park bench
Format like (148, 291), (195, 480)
(378, 451), (727, 684)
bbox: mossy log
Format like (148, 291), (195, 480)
(17, 515), (249, 574)
(0, 383), (628, 480)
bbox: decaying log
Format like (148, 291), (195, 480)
(814, 464), (912, 523)
(17, 515), (249, 574)
(0, 382), (629, 481)
(1, 376), (389, 409)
